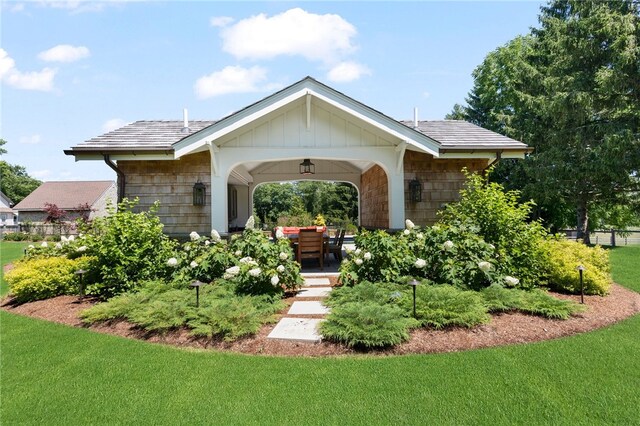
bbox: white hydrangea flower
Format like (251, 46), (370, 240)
(234, 250), (242, 257)
(363, 252), (372, 261)
(271, 275), (280, 286)
(354, 258), (363, 266)
(403, 229), (410, 236)
(55, 243), (62, 249)
(504, 276), (520, 286)
(248, 267), (261, 277)
(245, 216), (255, 229)
(354, 248), (361, 256)
(190, 261), (198, 268)
(167, 257), (178, 267)
(60, 235), (68, 243)
(28, 244), (35, 250)
(415, 258), (426, 268)
(189, 231), (200, 241)
(204, 240), (210, 246)
(443, 240), (454, 251)
(68, 235), (75, 242)
(210, 229), (221, 242)
(184, 245), (190, 252)
(478, 261), (492, 272)
(225, 266), (240, 276)
(345, 247), (353, 254)
(239, 256), (253, 264)
(277, 265), (285, 273)
(279, 252), (288, 260)
(416, 233), (424, 239)
(77, 246), (87, 252)
(275, 229), (285, 239)
(405, 219), (415, 229)
(41, 242), (48, 248)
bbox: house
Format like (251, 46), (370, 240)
(65, 77), (530, 237)
(13, 181), (116, 224)
(0, 192), (17, 226)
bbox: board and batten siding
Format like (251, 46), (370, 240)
(216, 97), (399, 150)
(118, 152), (211, 236)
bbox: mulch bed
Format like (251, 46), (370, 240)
(2, 282), (639, 357)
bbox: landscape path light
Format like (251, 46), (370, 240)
(75, 269), (87, 298)
(190, 280), (206, 307)
(576, 265), (586, 304)
(408, 278), (420, 319)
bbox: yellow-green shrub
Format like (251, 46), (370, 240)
(544, 240), (611, 295)
(6, 256), (95, 303)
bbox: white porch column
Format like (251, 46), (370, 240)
(209, 148), (229, 233)
(387, 170), (405, 229)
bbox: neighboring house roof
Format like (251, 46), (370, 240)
(13, 181), (115, 212)
(65, 76), (529, 158)
(401, 120), (530, 152)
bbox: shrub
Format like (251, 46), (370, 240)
(320, 302), (419, 348)
(226, 226), (303, 294)
(340, 229), (411, 286)
(481, 285), (586, 319)
(2, 232), (30, 241)
(81, 281), (285, 341)
(6, 256), (95, 303)
(438, 169), (549, 289)
(543, 239), (611, 295)
(324, 281), (405, 308)
(81, 199), (177, 299)
(401, 284), (490, 329)
(169, 234), (233, 285)
(412, 223), (501, 290)
(517, 289), (587, 319)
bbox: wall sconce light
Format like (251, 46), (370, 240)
(193, 181), (206, 206)
(409, 178), (422, 202)
(299, 158), (315, 175)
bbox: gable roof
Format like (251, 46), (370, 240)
(172, 76), (442, 157)
(13, 181), (115, 211)
(0, 191), (13, 209)
(65, 76), (530, 159)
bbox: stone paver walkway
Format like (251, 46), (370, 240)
(267, 276), (332, 343)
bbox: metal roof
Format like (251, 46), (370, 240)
(13, 181), (116, 211)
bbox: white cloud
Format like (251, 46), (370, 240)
(195, 65), (274, 99)
(31, 169), (51, 179)
(220, 8), (357, 64)
(327, 62), (371, 83)
(19, 135), (42, 145)
(210, 16), (234, 28)
(10, 3), (25, 12)
(102, 118), (126, 133)
(1, 48), (56, 91)
(36, 1), (110, 14)
(423, 91), (431, 98)
(38, 45), (90, 63)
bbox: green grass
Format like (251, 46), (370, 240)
(609, 245), (640, 293)
(1, 246), (639, 425)
(0, 241), (29, 296)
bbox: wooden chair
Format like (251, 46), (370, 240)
(296, 229), (324, 270)
(328, 229), (346, 264)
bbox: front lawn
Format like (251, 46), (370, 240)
(0, 241), (29, 296)
(1, 246), (638, 425)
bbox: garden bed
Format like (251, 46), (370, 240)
(2, 283), (638, 357)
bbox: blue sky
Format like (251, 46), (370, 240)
(1, 1), (544, 182)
